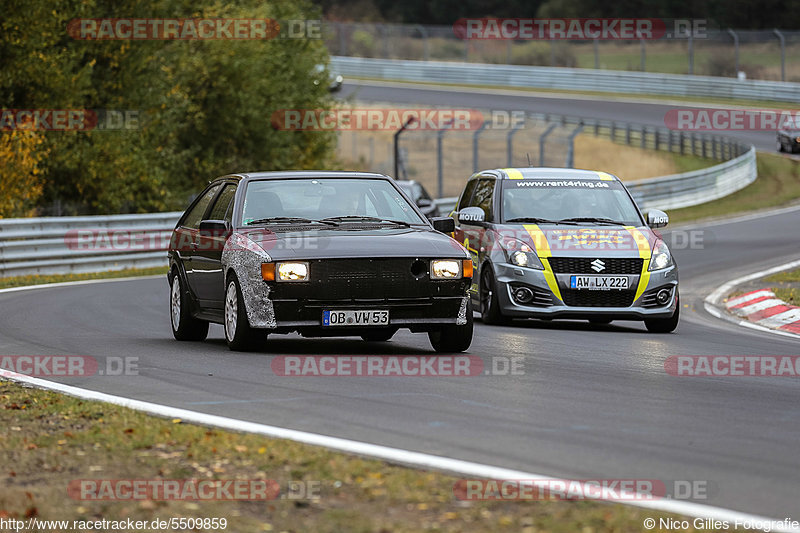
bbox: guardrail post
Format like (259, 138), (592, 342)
(566, 124), (584, 168)
(727, 29), (739, 76)
(640, 38), (646, 71)
(654, 128), (660, 151)
(415, 25), (429, 61)
(773, 29), (786, 81)
(667, 131), (673, 152)
(473, 119), (488, 172)
(539, 123), (559, 166)
(610, 122), (616, 142)
(680, 132), (686, 155)
(701, 135), (707, 158)
(336, 23), (347, 56)
(507, 120), (524, 166)
(437, 119), (454, 198)
(378, 24), (389, 58)
(712, 137), (718, 160)
(625, 123), (631, 145)
(640, 127), (646, 149)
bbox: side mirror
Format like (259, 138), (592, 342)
(199, 219), (230, 236)
(646, 210), (669, 229)
(417, 198), (433, 208)
(431, 217), (455, 233)
(458, 206), (486, 225)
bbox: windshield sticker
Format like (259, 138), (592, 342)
(514, 180), (613, 188)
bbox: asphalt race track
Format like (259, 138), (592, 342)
(2, 205), (799, 519)
(2, 87), (799, 521)
(339, 80), (779, 152)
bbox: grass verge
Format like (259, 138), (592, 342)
(0, 267), (167, 290)
(0, 380), (699, 532)
(773, 287), (799, 304)
(667, 152), (800, 224)
(764, 269), (800, 284)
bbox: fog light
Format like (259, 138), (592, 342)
(656, 288), (672, 305)
(512, 286), (534, 304)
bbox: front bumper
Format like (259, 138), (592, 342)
(492, 261), (678, 320)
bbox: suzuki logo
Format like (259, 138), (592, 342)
(590, 259), (606, 272)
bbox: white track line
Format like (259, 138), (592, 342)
(0, 275), (164, 295)
(2, 371), (798, 531)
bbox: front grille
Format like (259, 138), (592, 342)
(548, 257), (643, 275)
(268, 258), (468, 300)
(560, 289), (636, 307)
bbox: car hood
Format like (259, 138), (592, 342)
(235, 226), (467, 260)
(497, 224), (658, 258)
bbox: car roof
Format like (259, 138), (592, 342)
(479, 167), (620, 181)
(212, 170), (391, 185)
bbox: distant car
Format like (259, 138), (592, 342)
(451, 167), (679, 333)
(313, 64), (343, 93)
(395, 180), (441, 218)
(777, 119), (800, 153)
(168, 171), (473, 352)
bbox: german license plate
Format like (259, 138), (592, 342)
(323, 309), (389, 326)
(570, 276), (629, 290)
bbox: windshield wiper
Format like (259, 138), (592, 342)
(246, 216), (337, 226)
(321, 215), (411, 227)
(557, 217), (627, 226)
(505, 217), (578, 225)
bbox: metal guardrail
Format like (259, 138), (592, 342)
(330, 56), (800, 103)
(0, 141), (755, 277)
(0, 213), (181, 277)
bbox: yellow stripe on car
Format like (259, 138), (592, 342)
(522, 224), (563, 302)
(596, 172), (615, 181)
(504, 168), (524, 179)
(625, 226), (653, 303)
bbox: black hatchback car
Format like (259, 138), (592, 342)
(167, 171), (473, 352)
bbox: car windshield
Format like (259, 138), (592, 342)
(501, 178), (643, 226)
(241, 178), (426, 226)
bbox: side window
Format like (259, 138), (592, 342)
(457, 179), (478, 211)
(182, 184), (221, 229)
(470, 179), (495, 221)
(207, 184), (236, 223)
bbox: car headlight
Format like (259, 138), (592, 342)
(648, 240), (673, 271)
(431, 259), (461, 279)
(276, 262), (309, 282)
(501, 239), (544, 270)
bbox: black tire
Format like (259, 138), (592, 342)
(224, 275), (266, 351)
(644, 302), (680, 333)
(361, 328), (398, 342)
(170, 270), (209, 341)
(480, 267), (509, 325)
(428, 299), (474, 353)
(777, 140), (785, 152)
(589, 317), (613, 325)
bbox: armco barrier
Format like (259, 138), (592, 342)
(0, 212), (181, 277)
(0, 143), (755, 277)
(330, 56), (800, 103)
